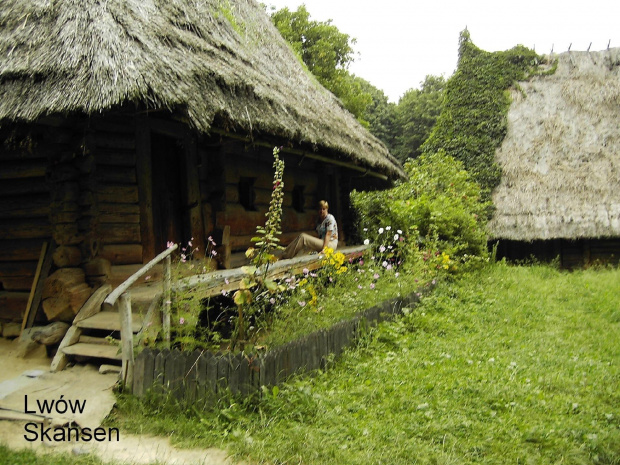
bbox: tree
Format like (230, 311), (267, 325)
(355, 76), (398, 152)
(392, 75), (445, 163)
(271, 6), (371, 121)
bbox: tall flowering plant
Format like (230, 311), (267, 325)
(233, 147), (285, 347)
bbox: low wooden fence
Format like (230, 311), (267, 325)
(132, 285), (434, 401)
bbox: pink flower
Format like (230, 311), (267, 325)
(179, 317), (185, 325)
(303, 268), (309, 275)
(211, 250), (217, 256)
(358, 285), (363, 289)
(379, 245), (386, 253)
(370, 283), (375, 289)
(167, 241), (175, 249)
(298, 301), (306, 307)
(373, 273), (380, 279)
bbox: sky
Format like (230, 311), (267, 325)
(265, 0), (620, 102)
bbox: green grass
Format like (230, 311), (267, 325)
(0, 443), (109, 465)
(110, 263), (620, 464)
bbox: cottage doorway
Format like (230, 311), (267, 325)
(150, 132), (189, 253)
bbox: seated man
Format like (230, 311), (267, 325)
(282, 200), (338, 259)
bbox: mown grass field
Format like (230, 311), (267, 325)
(110, 262), (620, 464)
(4, 263), (619, 464)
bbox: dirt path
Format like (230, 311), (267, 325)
(0, 338), (236, 465)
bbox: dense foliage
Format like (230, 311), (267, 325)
(270, 6), (371, 121)
(393, 75), (445, 162)
(422, 30), (542, 194)
(351, 151), (491, 263)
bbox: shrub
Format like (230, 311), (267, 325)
(351, 151), (491, 265)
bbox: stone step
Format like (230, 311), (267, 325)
(62, 342), (121, 360)
(76, 311), (144, 333)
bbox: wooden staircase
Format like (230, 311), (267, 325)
(50, 282), (162, 372)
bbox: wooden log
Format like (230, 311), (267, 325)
(0, 194), (49, 219)
(96, 185), (139, 204)
(42, 268), (92, 322)
(84, 257), (112, 279)
(96, 165), (137, 184)
(52, 246), (82, 268)
(0, 239), (47, 261)
(0, 160), (48, 180)
(99, 244), (143, 265)
(52, 223), (82, 246)
(1, 277), (34, 291)
(95, 149), (137, 167)
(119, 292), (134, 391)
(0, 291), (29, 321)
(0, 260), (38, 277)
(98, 223), (141, 244)
(0, 219), (52, 240)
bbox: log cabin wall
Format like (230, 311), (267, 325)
(0, 118), (91, 323)
(212, 140), (326, 253)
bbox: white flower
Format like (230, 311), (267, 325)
(386, 226), (392, 231)
(378, 227), (384, 234)
(394, 234), (399, 241)
(363, 239), (370, 245)
(397, 229), (403, 234)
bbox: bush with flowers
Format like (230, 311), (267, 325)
(154, 148), (494, 353)
(351, 150), (491, 270)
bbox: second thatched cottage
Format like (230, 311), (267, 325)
(489, 48), (620, 267)
(0, 0), (404, 325)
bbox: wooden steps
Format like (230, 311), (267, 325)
(62, 342), (121, 360)
(76, 311), (144, 333)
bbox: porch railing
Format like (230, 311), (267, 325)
(103, 243), (178, 390)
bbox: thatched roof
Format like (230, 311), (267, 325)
(488, 47), (620, 241)
(0, 0), (403, 179)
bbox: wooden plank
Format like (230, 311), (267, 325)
(153, 350), (166, 395)
(73, 284), (112, 323)
(50, 325), (82, 372)
(21, 242), (47, 334)
(237, 353), (250, 396)
(136, 115), (155, 261)
(227, 354), (240, 395)
(133, 349), (146, 397)
(196, 351), (209, 402)
(206, 353), (219, 394)
(184, 349), (202, 404)
(119, 293), (135, 390)
(140, 348), (155, 394)
(76, 311), (143, 333)
(62, 342), (121, 360)
(216, 355), (229, 393)
(23, 242), (54, 329)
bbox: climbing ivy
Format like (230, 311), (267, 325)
(421, 30), (544, 198)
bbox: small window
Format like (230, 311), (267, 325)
(238, 177), (257, 211)
(292, 185), (305, 213)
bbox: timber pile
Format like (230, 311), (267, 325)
(41, 268), (93, 322)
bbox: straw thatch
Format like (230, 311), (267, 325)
(488, 48), (620, 241)
(0, 0), (403, 178)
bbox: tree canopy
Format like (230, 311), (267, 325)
(270, 6), (371, 121)
(393, 75), (446, 163)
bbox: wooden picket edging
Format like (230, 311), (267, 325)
(132, 284), (435, 400)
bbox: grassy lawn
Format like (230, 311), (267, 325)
(110, 262), (620, 464)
